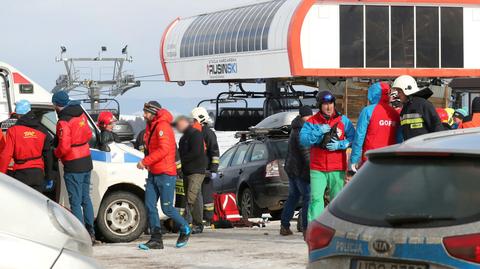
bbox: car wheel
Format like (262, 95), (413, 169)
(239, 188), (261, 218)
(97, 191), (147, 243)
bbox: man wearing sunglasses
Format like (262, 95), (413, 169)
(300, 90), (355, 222)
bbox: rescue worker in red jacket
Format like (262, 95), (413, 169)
(97, 111), (120, 152)
(52, 91), (95, 244)
(0, 100), (53, 192)
(137, 101), (191, 250)
(350, 82), (401, 171)
(300, 90), (355, 222)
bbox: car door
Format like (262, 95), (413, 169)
(221, 143), (251, 193)
(215, 146), (236, 193)
(242, 142), (269, 187)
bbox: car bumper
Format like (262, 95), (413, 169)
(253, 180), (289, 210)
(52, 249), (102, 269)
(308, 257), (456, 269)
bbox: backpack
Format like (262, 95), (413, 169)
(212, 193), (241, 228)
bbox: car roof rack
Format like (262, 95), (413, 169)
(235, 126), (290, 141)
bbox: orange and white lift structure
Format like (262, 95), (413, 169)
(160, 0), (480, 129)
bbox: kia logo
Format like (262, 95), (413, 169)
(372, 240), (391, 254)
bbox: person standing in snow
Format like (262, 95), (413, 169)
(280, 106), (312, 236)
(300, 90), (355, 222)
(350, 82), (401, 171)
(137, 101), (191, 249)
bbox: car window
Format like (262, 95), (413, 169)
(249, 143), (268, 162)
(40, 111), (58, 133)
(219, 147), (236, 170)
(230, 144), (250, 166)
(330, 156), (480, 228)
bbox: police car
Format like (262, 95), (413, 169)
(307, 127), (480, 269)
(1, 62), (162, 243)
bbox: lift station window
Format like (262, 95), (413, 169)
(340, 5), (364, 67)
(366, 6), (389, 68)
(391, 6), (414, 68)
(441, 7), (464, 68)
(416, 7), (439, 68)
(339, 5), (464, 69)
(180, 0), (285, 58)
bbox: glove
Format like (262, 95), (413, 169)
(211, 172), (218, 180)
(319, 124), (331, 134)
(326, 138), (350, 151)
(349, 163), (358, 173)
(44, 179), (54, 191)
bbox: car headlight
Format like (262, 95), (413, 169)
(47, 200), (92, 255)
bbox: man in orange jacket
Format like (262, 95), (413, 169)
(52, 91), (95, 244)
(137, 101), (191, 250)
(0, 100), (53, 192)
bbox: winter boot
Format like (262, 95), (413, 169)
(139, 228), (164, 250)
(280, 225), (293, 236)
(176, 225), (191, 248)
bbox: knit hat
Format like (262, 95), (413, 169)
(52, 91), (70, 107)
(15, 99), (31, 115)
(299, 106), (313, 117)
(472, 97), (480, 113)
(143, 101), (162, 115)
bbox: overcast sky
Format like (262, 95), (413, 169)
(0, 0), (262, 114)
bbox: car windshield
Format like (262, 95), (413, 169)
(268, 139), (288, 159)
(330, 156), (480, 228)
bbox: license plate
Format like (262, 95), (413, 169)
(351, 259), (428, 269)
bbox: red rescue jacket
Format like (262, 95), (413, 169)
(305, 112), (354, 172)
(0, 112), (52, 174)
(142, 109), (177, 176)
(54, 105), (93, 172)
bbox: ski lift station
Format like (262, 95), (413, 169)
(160, 0), (480, 129)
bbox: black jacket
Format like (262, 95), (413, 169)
(201, 125), (220, 173)
(178, 126), (207, 175)
(99, 130), (121, 152)
(400, 89), (443, 140)
(55, 104), (93, 172)
(16, 111), (54, 180)
(134, 129), (146, 152)
(284, 116), (310, 181)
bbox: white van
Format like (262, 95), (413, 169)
(0, 62), (159, 243)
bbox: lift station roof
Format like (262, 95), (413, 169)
(161, 0), (480, 82)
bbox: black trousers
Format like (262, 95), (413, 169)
(13, 168), (44, 193)
(202, 176), (215, 222)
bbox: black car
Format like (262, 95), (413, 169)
(214, 133), (289, 219)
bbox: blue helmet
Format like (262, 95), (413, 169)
(15, 99), (31, 115)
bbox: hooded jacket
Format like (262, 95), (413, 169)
(300, 111), (355, 172)
(142, 109), (177, 176)
(284, 116), (310, 181)
(178, 126), (208, 176)
(400, 88), (443, 140)
(0, 111), (53, 179)
(350, 83), (401, 165)
(460, 97), (480, 129)
(54, 104), (93, 173)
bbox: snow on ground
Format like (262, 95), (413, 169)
(93, 220), (307, 269)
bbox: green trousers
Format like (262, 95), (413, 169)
(308, 170), (345, 222)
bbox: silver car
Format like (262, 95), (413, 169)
(307, 128), (480, 269)
(0, 173), (102, 268)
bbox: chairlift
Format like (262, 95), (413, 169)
(79, 98), (121, 121)
(206, 83), (317, 131)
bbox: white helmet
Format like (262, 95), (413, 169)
(392, 75), (420, 96)
(191, 107), (210, 124)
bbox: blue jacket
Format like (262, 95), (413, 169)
(350, 82), (401, 165)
